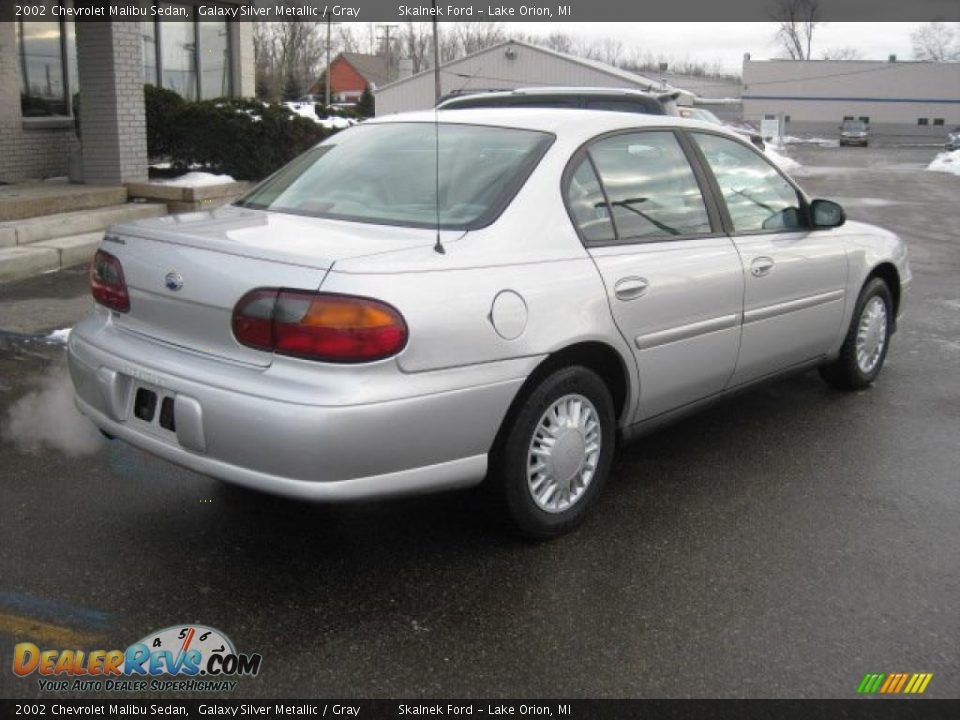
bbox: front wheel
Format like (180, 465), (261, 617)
(489, 366), (616, 539)
(819, 278), (893, 390)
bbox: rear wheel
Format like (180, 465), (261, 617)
(489, 366), (616, 539)
(819, 278), (893, 390)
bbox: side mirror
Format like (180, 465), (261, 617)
(811, 199), (846, 228)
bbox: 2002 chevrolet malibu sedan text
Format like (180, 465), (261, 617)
(69, 109), (910, 537)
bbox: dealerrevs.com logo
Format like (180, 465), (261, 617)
(13, 624), (262, 692)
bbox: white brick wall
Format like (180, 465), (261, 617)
(76, 21), (148, 185)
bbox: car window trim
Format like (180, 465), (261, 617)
(681, 128), (815, 237)
(561, 127), (726, 249)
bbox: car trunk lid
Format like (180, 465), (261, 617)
(103, 205), (439, 367)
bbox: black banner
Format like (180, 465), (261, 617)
(2, 0), (960, 23)
(2, 700), (960, 719)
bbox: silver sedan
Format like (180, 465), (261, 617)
(69, 109), (910, 537)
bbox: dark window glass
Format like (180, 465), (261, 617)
(587, 131), (711, 241)
(694, 133), (803, 234)
(160, 5), (197, 100)
(585, 98), (664, 115)
(199, 21), (230, 99)
(143, 21), (159, 85)
(238, 123), (553, 229)
(565, 158), (615, 244)
(17, 7), (67, 116)
(933, 118), (945, 126)
(918, 118), (929, 126)
(859, 116), (870, 124)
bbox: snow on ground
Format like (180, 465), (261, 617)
(764, 145), (802, 172)
(780, 135), (839, 148)
(283, 102), (358, 129)
(155, 171), (236, 187)
(44, 328), (71, 345)
(927, 150), (960, 176)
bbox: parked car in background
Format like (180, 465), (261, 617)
(840, 119), (870, 147)
(678, 106), (766, 150)
(945, 128), (960, 151)
(438, 87), (670, 116)
(71, 109), (910, 538)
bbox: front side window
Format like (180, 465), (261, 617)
(586, 131), (712, 242)
(238, 123), (554, 230)
(693, 133), (803, 233)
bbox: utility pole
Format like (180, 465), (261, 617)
(431, 1), (440, 103)
(376, 24), (399, 56)
(325, 12), (332, 107)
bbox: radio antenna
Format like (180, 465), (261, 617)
(431, 5), (445, 254)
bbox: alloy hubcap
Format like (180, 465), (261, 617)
(527, 394), (602, 513)
(855, 296), (888, 374)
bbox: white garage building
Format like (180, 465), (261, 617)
(742, 59), (960, 141)
(375, 40), (671, 116)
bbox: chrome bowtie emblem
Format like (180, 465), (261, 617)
(164, 272), (184, 291)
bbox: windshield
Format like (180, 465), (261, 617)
(236, 123), (554, 230)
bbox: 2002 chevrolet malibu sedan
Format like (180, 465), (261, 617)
(69, 109), (910, 537)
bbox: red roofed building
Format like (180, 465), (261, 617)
(310, 52), (397, 103)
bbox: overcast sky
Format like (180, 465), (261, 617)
(506, 22), (926, 72)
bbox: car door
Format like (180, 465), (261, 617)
(689, 132), (849, 387)
(565, 130), (744, 422)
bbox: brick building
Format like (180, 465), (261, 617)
(310, 52), (397, 103)
(1, 11), (254, 185)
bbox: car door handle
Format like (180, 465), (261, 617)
(614, 277), (649, 300)
(751, 257), (775, 277)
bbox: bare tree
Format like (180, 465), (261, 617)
(911, 22), (960, 61)
(821, 46), (862, 60)
(773, 0), (821, 60)
(253, 22), (326, 101)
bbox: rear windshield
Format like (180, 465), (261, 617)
(236, 122), (554, 230)
(843, 120), (867, 130)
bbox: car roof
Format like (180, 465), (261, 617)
(440, 86), (665, 101)
(367, 107), (742, 145)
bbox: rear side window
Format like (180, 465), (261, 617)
(693, 133), (803, 233)
(583, 131), (712, 242)
(565, 158), (615, 244)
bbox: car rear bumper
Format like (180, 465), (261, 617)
(68, 318), (531, 501)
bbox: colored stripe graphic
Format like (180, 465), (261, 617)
(858, 672), (933, 695)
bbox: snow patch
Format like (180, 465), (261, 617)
(2, 359), (104, 457)
(764, 146), (802, 172)
(155, 171), (236, 188)
(780, 135), (840, 148)
(44, 328), (71, 345)
(927, 150), (960, 176)
(283, 102), (359, 129)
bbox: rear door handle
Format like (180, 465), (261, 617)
(614, 277), (649, 301)
(751, 256), (775, 277)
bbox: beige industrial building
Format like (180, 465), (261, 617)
(742, 59), (960, 140)
(375, 40), (676, 116)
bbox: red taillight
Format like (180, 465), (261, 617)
(89, 249), (130, 312)
(232, 289), (408, 363)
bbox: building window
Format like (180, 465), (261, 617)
(933, 118), (945, 126)
(198, 21), (230, 99)
(143, 21), (159, 86)
(15, 0), (78, 117)
(142, 5), (233, 101)
(843, 115), (854, 121)
(918, 118), (929, 126)
(859, 116), (870, 124)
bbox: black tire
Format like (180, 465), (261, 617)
(819, 278), (893, 391)
(489, 366), (616, 539)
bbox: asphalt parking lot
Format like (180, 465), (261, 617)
(1, 143), (958, 700)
